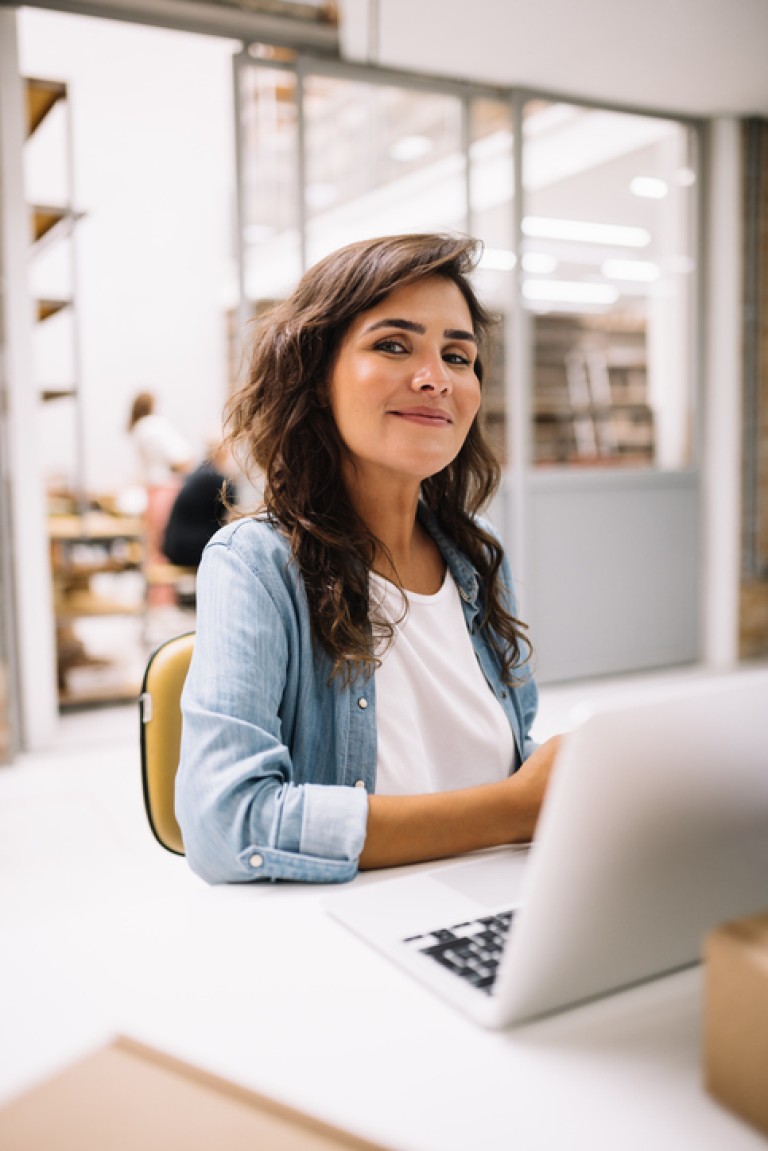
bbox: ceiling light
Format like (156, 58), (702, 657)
(522, 280), (619, 304)
(389, 135), (434, 162)
(630, 176), (668, 199)
(522, 216), (650, 248)
(522, 252), (558, 274)
(602, 259), (659, 282)
(479, 248), (517, 271)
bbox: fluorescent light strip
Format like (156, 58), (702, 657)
(602, 259), (659, 282)
(522, 215), (650, 248)
(390, 135), (433, 162)
(522, 252), (558, 274)
(630, 176), (668, 200)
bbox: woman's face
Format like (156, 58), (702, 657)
(328, 276), (481, 495)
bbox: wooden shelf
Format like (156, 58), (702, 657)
(48, 513), (144, 541)
(36, 297), (70, 323)
(30, 203), (70, 243)
(25, 76), (67, 137)
(58, 683), (141, 709)
(40, 386), (77, 403)
(54, 594), (144, 619)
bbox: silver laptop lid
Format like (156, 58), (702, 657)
(496, 671), (768, 1025)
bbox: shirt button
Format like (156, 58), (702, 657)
(248, 853), (264, 869)
(357, 697), (368, 710)
(354, 780), (366, 789)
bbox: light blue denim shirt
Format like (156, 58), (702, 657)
(176, 506), (539, 884)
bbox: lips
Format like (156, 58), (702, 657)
(389, 407), (453, 426)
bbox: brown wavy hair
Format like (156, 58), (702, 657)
(225, 232), (530, 682)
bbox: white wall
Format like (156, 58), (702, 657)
(19, 9), (238, 496)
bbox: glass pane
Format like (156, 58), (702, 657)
(238, 61), (302, 303)
(469, 97), (515, 469)
(302, 76), (465, 266)
(522, 100), (698, 469)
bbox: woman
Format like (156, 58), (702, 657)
(128, 390), (193, 606)
(176, 233), (562, 884)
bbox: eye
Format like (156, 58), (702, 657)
(443, 350), (474, 367)
(373, 337), (408, 354)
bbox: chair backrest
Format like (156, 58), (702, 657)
(139, 632), (195, 855)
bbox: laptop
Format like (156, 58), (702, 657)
(326, 671), (768, 1029)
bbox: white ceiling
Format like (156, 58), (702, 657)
(20, 0), (768, 116)
(340, 0), (768, 118)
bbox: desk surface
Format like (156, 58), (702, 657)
(1, 855), (764, 1151)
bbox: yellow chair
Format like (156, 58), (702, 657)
(139, 631), (195, 855)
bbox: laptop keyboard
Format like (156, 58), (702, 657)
(401, 909), (516, 995)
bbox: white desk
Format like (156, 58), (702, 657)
(1, 856), (765, 1151)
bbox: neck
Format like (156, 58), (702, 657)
(343, 467), (442, 593)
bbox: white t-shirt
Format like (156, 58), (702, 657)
(131, 414), (191, 485)
(370, 569), (515, 796)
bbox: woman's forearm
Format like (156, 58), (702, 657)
(358, 735), (562, 870)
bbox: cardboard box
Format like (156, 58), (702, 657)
(704, 911), (768, 1137)
(0, 1035), (393, 1151)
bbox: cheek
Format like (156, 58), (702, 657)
(330, 363), (386, 424)
(462, 382), (483, 423)
(328, 376), (373, 449)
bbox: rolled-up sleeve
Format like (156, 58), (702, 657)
(175, 530), (370, 884)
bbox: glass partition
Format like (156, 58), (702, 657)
(301, 74), (465, 265)
(235, 60), (700, 476)
(521, 100), (698, 469)
(238, 55), (302, 307)
(468, 96), (516, 467)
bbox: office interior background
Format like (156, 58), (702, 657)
(0, 0), (767, 764)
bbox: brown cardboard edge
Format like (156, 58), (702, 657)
(702, 913), (768, 1138)
(0, 1035), (395, 1151)
(113, 1036), (392, 1149)
(704, 912), (768, 975)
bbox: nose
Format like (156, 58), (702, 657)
(410, 355), (451, 394)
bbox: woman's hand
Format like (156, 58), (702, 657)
(358, 733), (565, 870)
(504, 734), (564, 839)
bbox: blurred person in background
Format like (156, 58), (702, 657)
(162, 438), (238, 581)
(127, 389), (192, 605)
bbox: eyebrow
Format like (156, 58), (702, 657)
(364, 318), (477, 344)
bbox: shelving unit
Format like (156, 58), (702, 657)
(49, 513), (147, 707)
(25, 75), (83, 413)
(532, 312), (654, 467)
(25, 70), (85, 439)
(24, 76), (152, 708)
